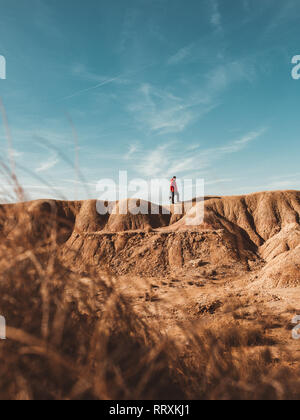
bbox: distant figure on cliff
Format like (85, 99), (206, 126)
(170, 176), (180, 204)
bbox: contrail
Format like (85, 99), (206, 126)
(59, 63), (154, 102)
(60, 75), (122, 101)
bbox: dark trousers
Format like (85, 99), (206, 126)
(172, 191), (179, 204)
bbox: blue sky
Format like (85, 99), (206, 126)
(0, 0), (300, 202)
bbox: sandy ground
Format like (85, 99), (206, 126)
(114, 269), (300, 368)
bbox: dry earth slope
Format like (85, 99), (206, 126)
(0, 190), (300, 287)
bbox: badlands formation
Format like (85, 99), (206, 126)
(0, 190), (299, 399)
(1, 190), (298, 286)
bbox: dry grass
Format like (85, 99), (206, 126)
(0, 165), (299, 400)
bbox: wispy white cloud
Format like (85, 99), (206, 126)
(258, 172), (300, 190)
(210, 0), (222, 31)
(0, 146), (23, 160)
(62, 178), (98, 187)
(71, 63), (110, 84)
(125, 143), (139, 160)
(149, 110), (193, 134)
(206, 178), (233, 185)
(120, 8), (140, 52)
(128, 83), (197, 134)
(204, 128), (266, 155)
(36, 154), (59, 173)
(266, 180), (300, 189)
(128, 84), (217, 135)
(269, 172), (300, 181)
(263, 1), (297, 35)
(167, 44), (193, 65)
(205, 59), (257, 97)
(242, 177), (300, 193)
(167, 157), (198, 176)
(129, 128), (266, 179)
(134, 143), (171, 177)
(128, 56), (256, 136)
(10, 149), (23, 159)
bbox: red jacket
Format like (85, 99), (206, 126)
(170, 178), (178, 193)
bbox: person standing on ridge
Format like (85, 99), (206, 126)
(170, 176), (179, 204)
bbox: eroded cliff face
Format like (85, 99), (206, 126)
(1, 190), (300, 286)
(60, 229), (256, 277)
